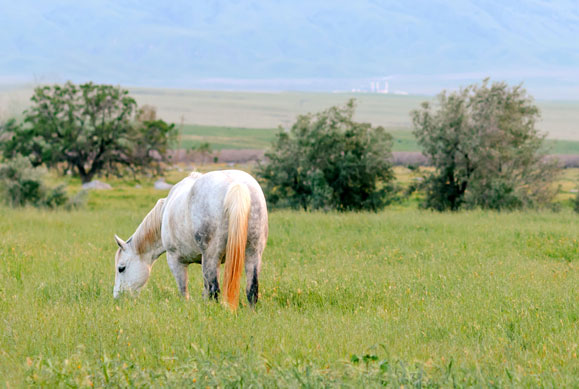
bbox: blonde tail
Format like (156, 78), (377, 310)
(222, 183), (251, 310)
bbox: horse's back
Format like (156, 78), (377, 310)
(191, 170), (268, 242)
(163, 170), (267, 260)
(197, 170), (264, 194)
(189, 170), (265, 215)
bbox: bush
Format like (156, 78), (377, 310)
(0, 155), (80, 208)
(573, 190), (579, 214)
(411, 79), (559, 211)
(256, 99), (395, 211)
(191, 142), (213, 165)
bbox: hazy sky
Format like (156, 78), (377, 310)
(1, 0), (578, 98)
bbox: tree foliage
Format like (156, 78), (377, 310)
(0, 82), (176, 182)
(411, 79), (559, 211)
(257, 99), (395, 211)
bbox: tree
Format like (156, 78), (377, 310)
(411, 79), (559, 211)
(256, 99), (395, 211)
(131, 105), (177, 176)
(0, 82), (177, 182)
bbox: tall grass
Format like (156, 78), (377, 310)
(1, 192), (578, 386)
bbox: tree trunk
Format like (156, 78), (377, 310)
(76, 163), (94, 183)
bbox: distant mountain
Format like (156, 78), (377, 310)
(1, 0), (578, 98)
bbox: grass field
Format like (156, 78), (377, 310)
(180, 124), (579, 155)
(3, 86), (579, 141)
(131, 88), (579, 142)
(0, 168), (578, 387)
(179, 125), (277, 150)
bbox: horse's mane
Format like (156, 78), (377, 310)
(132, 198), (166, 254)
(131, 173), (202, 255)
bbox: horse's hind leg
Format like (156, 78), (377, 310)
(245, 252), (261, 307)
(201, 249), (221, 301)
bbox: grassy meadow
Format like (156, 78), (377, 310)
(130, 88), (579, 142)
(179, 124), (579, 156)
(0, 168), (578, 387)
(179, 125), (277, 150)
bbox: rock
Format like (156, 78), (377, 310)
(154, 179), (173, 190)
(82, 180), (112, 190)
(135, 184), (142, 189)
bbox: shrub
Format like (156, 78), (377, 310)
(574, 190), (579, 214)
(256, 99), (395, 211)
(0, 155), (79, 208)
(191, 142), (213, 165)
(411, 79), (559, 211)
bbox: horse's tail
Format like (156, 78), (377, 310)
(222, 183), (251, 310)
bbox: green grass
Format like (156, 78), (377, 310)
(176, 126), (419, 153)
(1, 175), (578, 386)
(545, 139), (579, 155)
(178, 124), (579, 155)
(390, 129), (419, 152)
(178, 124), (277, 150)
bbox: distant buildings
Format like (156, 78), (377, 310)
(370, 80), (389, 94)
(351, 79), (395, 94)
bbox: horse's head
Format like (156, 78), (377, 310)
(113, 235), (152, 298)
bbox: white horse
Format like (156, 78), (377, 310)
(113, 170), (268, 310)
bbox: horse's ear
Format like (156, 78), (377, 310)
(114, 234), (127, 250)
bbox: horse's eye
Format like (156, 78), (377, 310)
(118, 265), (126, 273)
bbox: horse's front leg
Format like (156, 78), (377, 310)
(167, 253), (189, 299)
